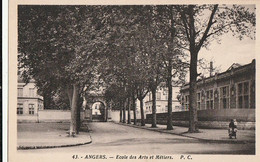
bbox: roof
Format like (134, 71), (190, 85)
(226, 63), (243, 71)
(181, 59), (255, 91)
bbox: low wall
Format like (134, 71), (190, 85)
(109, 110), (120, 122)
(146, 109), (255, 130)
(109, 110), (139, 122)
(17, 110), (85, 123)
(17, 115), (38, 123)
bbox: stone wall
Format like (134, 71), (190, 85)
(17, 110), (85, 123)
(146, 109), (255, 130)
(110, 110), (124, 122)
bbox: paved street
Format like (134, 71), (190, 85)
(18, 122), (255, 154)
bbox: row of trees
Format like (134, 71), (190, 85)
(18, 5), (255, 136)
(100, 6), (188, 130)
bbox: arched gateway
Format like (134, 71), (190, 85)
(83, 94), (111, 122)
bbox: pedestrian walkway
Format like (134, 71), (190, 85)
(114, 122), (255, 144)
(17, 122), (92, 150)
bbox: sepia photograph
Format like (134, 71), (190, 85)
(6, 0), (259, 162)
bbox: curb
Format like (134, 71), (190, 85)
(112, 122), (254, 144)
(17, 140), (92, 150)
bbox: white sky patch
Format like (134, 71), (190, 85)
(199, 32), (255, 73)
(196, 4), (256, 74)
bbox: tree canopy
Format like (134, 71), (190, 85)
(18, 5), (255, 134)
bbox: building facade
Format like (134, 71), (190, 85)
(180, 60), (255, 111)
(144, 86), (182, 114)
(133, 85), (182, 119)
(144, 60), (256, 129)
(17, 75), (44, 122)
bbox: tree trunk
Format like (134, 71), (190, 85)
(127, 98), (131, 124)
(76, 93), (82, 134)
(132, 94), (137, 125)
(139, 98), (145, 126)
(189, 51), (199, 132)
(123, 100), (126, 123)
(104, 105), (108, 122)
(43, 92), (52, 109)
(69, 84), (79, 136)
(119, 101), (122, 122)
(67, 87), (73, 108)
(151, 87), (157, 128)
(167, 62), (173, 130)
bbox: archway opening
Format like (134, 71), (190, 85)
(91, 101), (106, 122)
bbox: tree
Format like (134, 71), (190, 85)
(144, 6), (164, 128)
(18, 6), (109, 136)
(97, 6), (154, 126)
(130, 6), (164, 127)
(131, 90), (138, 125)
(175, 5), (255, 132)
(146, 6), (188, 130)
(100, 6), (186, 127)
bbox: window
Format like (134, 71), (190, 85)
(185, 95), (189, 110)
(157, 105), (160, 112)
(156, 92), (161, 100)
(29, 88), (34, 97)
(29, 104), (35, 115)
(197, 92), (201, 110)
(238, 82), (250, 108)
(244, 82), (249, 94)
(17, 103), (23, 115)
(206, 90), (214, 109)
(18, 88), (23, 97)
(165, 105), (168, 112)
(181, 96), (185, 110)
(220, 86), (229, 109)
(238, 83), (243, 95)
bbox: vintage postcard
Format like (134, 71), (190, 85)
(7, 0), (260, 162)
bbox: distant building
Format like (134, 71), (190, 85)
(180, 59), (255, 110)
(134, 84), (182, 119)
(144, 86), (182, 114)
(92, 102), (102, 115)
(17, 74), (44, 121)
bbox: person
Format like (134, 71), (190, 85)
(228, 119), (237, 139)
(229, 119), (234, 128)
(233, 119), (238, 133)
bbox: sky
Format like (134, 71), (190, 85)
(198, 33), (255, 73)
(197, 4), (256, 75)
